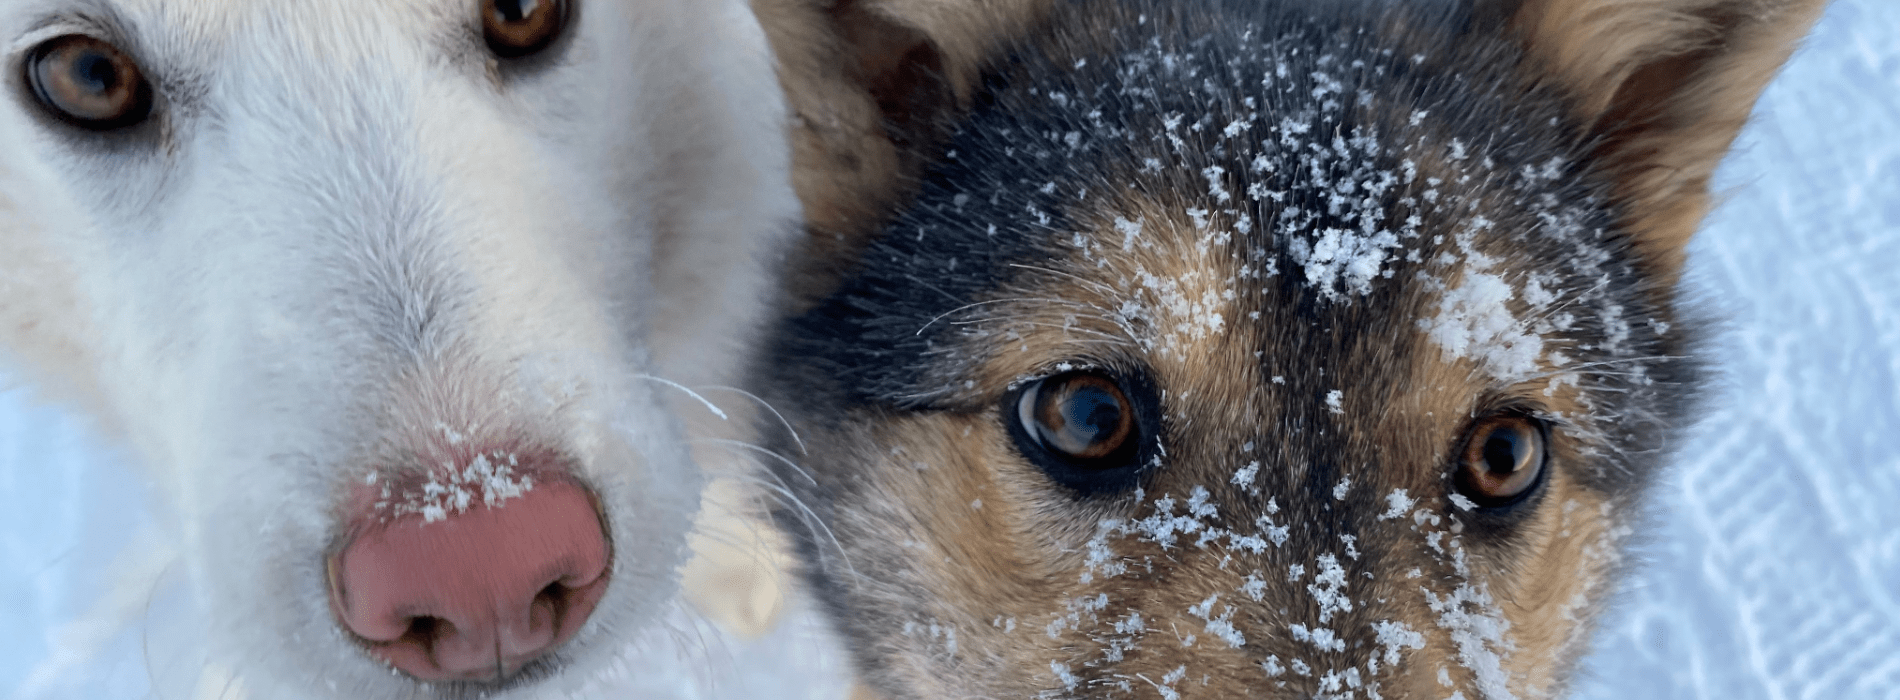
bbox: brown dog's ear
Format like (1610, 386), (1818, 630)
(1495, 0), (1827, 276)
(829, 0), (960, 209)
(755, 0), (1053, 305)
(752, 0), (955, 307)
(832, 0), (953, 156)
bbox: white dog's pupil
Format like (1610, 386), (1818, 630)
(71, 53), (116, 91)
(495, 0), (541, 22)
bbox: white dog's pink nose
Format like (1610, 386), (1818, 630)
(327, 480), (610, 681)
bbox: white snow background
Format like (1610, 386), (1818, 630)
(3, 1), (1896, 697)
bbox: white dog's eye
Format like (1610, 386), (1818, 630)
(24, 35), (152, 130)
(483, 0), (568, 58)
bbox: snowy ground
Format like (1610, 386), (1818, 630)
(4, 1), (1897, 698)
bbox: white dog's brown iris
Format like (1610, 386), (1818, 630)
(24, 35), (151, 129)
(482, 0), (567, 58)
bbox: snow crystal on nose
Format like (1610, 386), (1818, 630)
(375, 449), (536, 523)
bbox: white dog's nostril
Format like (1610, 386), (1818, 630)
(327, 479), (609, 681)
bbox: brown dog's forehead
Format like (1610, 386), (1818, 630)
(917, 164), (1602, 695)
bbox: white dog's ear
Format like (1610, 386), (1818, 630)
(1485, 0), (1827, 276)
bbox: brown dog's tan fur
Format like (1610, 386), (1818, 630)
(751, 0), (1825, 698)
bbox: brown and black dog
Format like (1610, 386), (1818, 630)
(749, 0), (1826, 698)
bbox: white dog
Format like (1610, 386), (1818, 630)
(0, 0), (798, 697)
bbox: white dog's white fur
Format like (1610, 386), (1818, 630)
(0, 0), (798, 696)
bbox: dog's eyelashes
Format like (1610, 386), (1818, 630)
(24, 35), (153, 130)
(483, 0), (568, 59)
(1015, 372), (1138, 467)
(1454, 414), (1548, 507)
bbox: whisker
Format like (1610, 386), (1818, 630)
(952, 317), (1136, 345)
(1527, 276), (1613, 324)
(696, 385), (807, 456)
(731, 471), (860, 584)
(692, 438), (819, 486)
(904, 274), (969, 307)
(688, 441), (857, 581)
(214, 668), (240, 700)
(916, 297), (1092, 336)
(1524, 355), (1690, 383)
(635, 374), (728, 421)
(140, 559), (173, 700)
(1006, 263), (1121, 297)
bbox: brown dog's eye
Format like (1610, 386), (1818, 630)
(1454, 414), (1548, 507)
(482, 0), (568, 58)
(24, 35), (153, 130)
(1017, 373), (1136, 465)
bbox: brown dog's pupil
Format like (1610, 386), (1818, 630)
(1482, 428), (1525, 475)
(483, 0), (565, 58)
(26, 36), (150, 129)
(1029, 375), (1133, 461)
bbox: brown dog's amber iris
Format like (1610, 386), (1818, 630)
(1018, 373), (1135, 463)
(25, 36), (152, 130)
(1457, 414), (1547, 506)
(482, 0), (568, 58)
